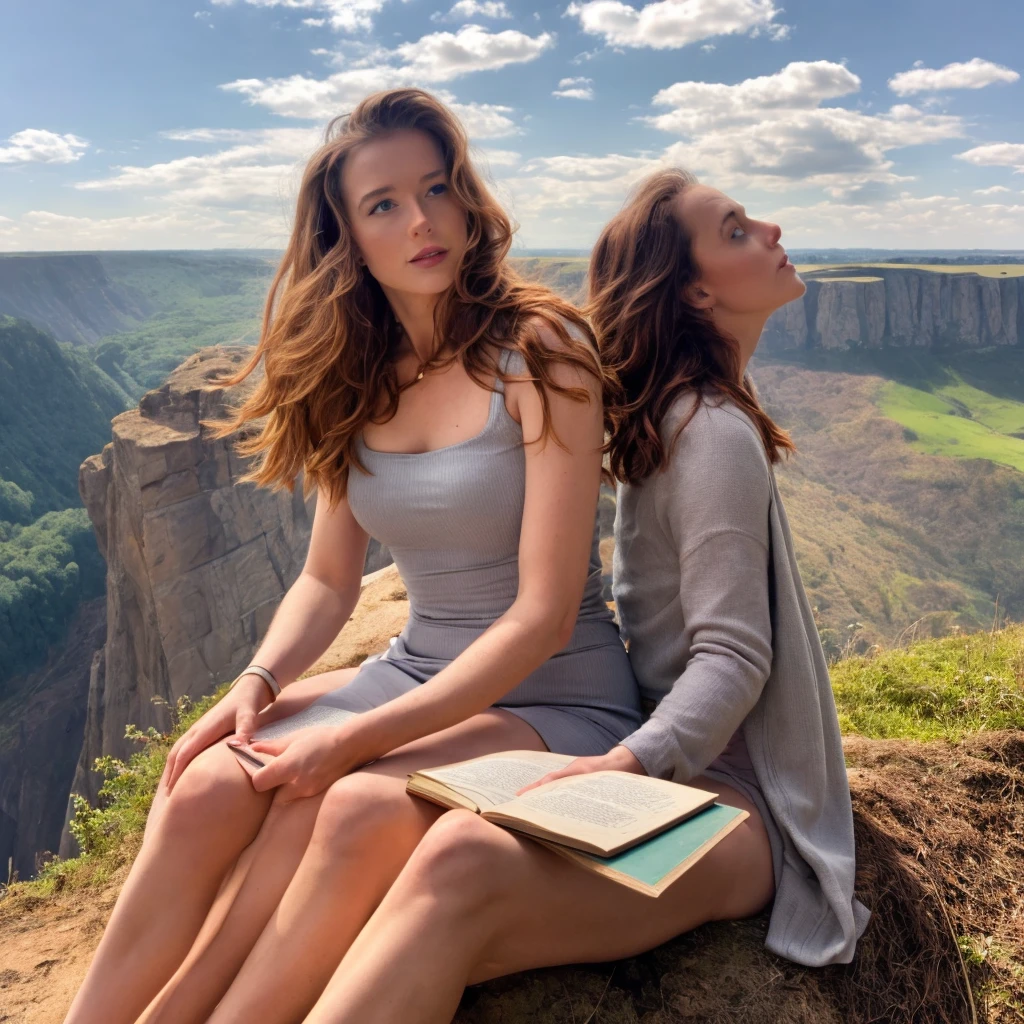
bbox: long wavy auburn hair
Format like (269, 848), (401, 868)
(588, 168), (795, 486)
(213, 88), (605, 506)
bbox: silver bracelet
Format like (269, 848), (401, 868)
(230, 664), (281, 699)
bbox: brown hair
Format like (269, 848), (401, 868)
(588, 167), (795, 485)
(214, 88), (604, 505)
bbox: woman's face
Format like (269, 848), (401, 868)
(341, 128), (468, 298)
(674, 184), (805, 320)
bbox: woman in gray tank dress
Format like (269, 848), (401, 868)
(62, 90), (639, 1024)
(253, 340), (638, 753)
(299, 171), (868, 1023)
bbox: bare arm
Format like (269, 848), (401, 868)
(239, 491), (371, 695)
(163, 490), (370, 789)
(251, 324), (608, 794)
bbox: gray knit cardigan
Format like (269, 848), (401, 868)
(614, 393), (871, 966)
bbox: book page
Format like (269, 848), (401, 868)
(485, 771), (716, 855)
(513, 789), (640, 829)
(414, 750), (574, 810)
(251, 703), (359, 742)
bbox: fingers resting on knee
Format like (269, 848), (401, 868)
(158, 742), (266, 832)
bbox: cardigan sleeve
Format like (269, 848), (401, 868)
(619, 402), (774, 782)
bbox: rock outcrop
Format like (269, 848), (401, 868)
(763, 268), (1024, 352)
(62, 346), (389, 847)
(0, 598), (105, 880)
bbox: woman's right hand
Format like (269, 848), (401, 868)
(162, 674), (274, 792)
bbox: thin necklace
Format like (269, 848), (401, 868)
(396, 321), (427, 382)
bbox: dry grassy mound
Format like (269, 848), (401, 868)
(455, 732), (1023, 1024)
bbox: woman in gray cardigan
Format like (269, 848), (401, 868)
(299, 168), (870, 1024)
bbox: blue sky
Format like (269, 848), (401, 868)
(2, 0), (1022, 250)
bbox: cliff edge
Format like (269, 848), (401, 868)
(62, 346), (388, 850)
(762, 268), (1024, 352)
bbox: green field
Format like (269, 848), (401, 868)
(879, 379), (1024, 472)
(796, 263), (1024, 277)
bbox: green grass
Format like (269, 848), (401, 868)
(879, 380), (1024, 472)
(935, 379), (1024, 436)
(1, 688), (224, 899)
(832, 622), (1024, 740)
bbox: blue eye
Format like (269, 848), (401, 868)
(370, 182), (446, 215)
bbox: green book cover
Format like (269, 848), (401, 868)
(569, 802), (747, 893)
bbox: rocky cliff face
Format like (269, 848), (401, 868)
(763, 268), (1024, 352)
(0, 598), (105, 880)
(0, 254), (147, 346)
(62, 346), (389, 850)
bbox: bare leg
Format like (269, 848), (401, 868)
(306, 777), (776, 1024)
(62, 668), (359, 1024)
(136, 789), (328, 1024)
(202, 710), (548, 1024)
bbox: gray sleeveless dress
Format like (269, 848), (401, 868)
(253, 348), (642, 755)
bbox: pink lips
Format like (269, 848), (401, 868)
(410, 246), (448, 267)
(778, 251), (791, 270)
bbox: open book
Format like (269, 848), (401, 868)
(227, 702), (361, 776)
(407, 750), (748, 896)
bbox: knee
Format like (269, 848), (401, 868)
(405, 810), (512, 914)
(310, 772), (408, 852)
(160, 744), (253, 834)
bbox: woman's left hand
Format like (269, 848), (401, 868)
(241, 723), (371, 802)
(517, 744), (647, 796)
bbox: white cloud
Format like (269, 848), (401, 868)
(302, 16), (327, 24)
(565, 0), (787, 50)
(0, 129), (90, 165)
(760, 193), (1024, 249)
(973, 184), (1011, 195)
(888, 58), (1019, 96)
(643, 62), (965, 193)
(499, 152), (663, 244)
(519, 153), (657, 180)
(392, 25), (553, 78)
(8, 113), (526, 251)
(73, 97), (522, 212)
(553, 76), (594, 99)
(221, 25), (551, 122)
(648, 61), (861, 133)
(210, 0), (389, 33)
(75, 127), (321, 203)
(957, 143), (1024, 173)
(440, 0), (512, 19)
(473, 146), (521, 167)
(0, 206), (290, 251)
(446, 99), (522, 137)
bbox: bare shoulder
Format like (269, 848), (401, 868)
(505, 313), (600, 421)
(521, 312), (596, 357)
